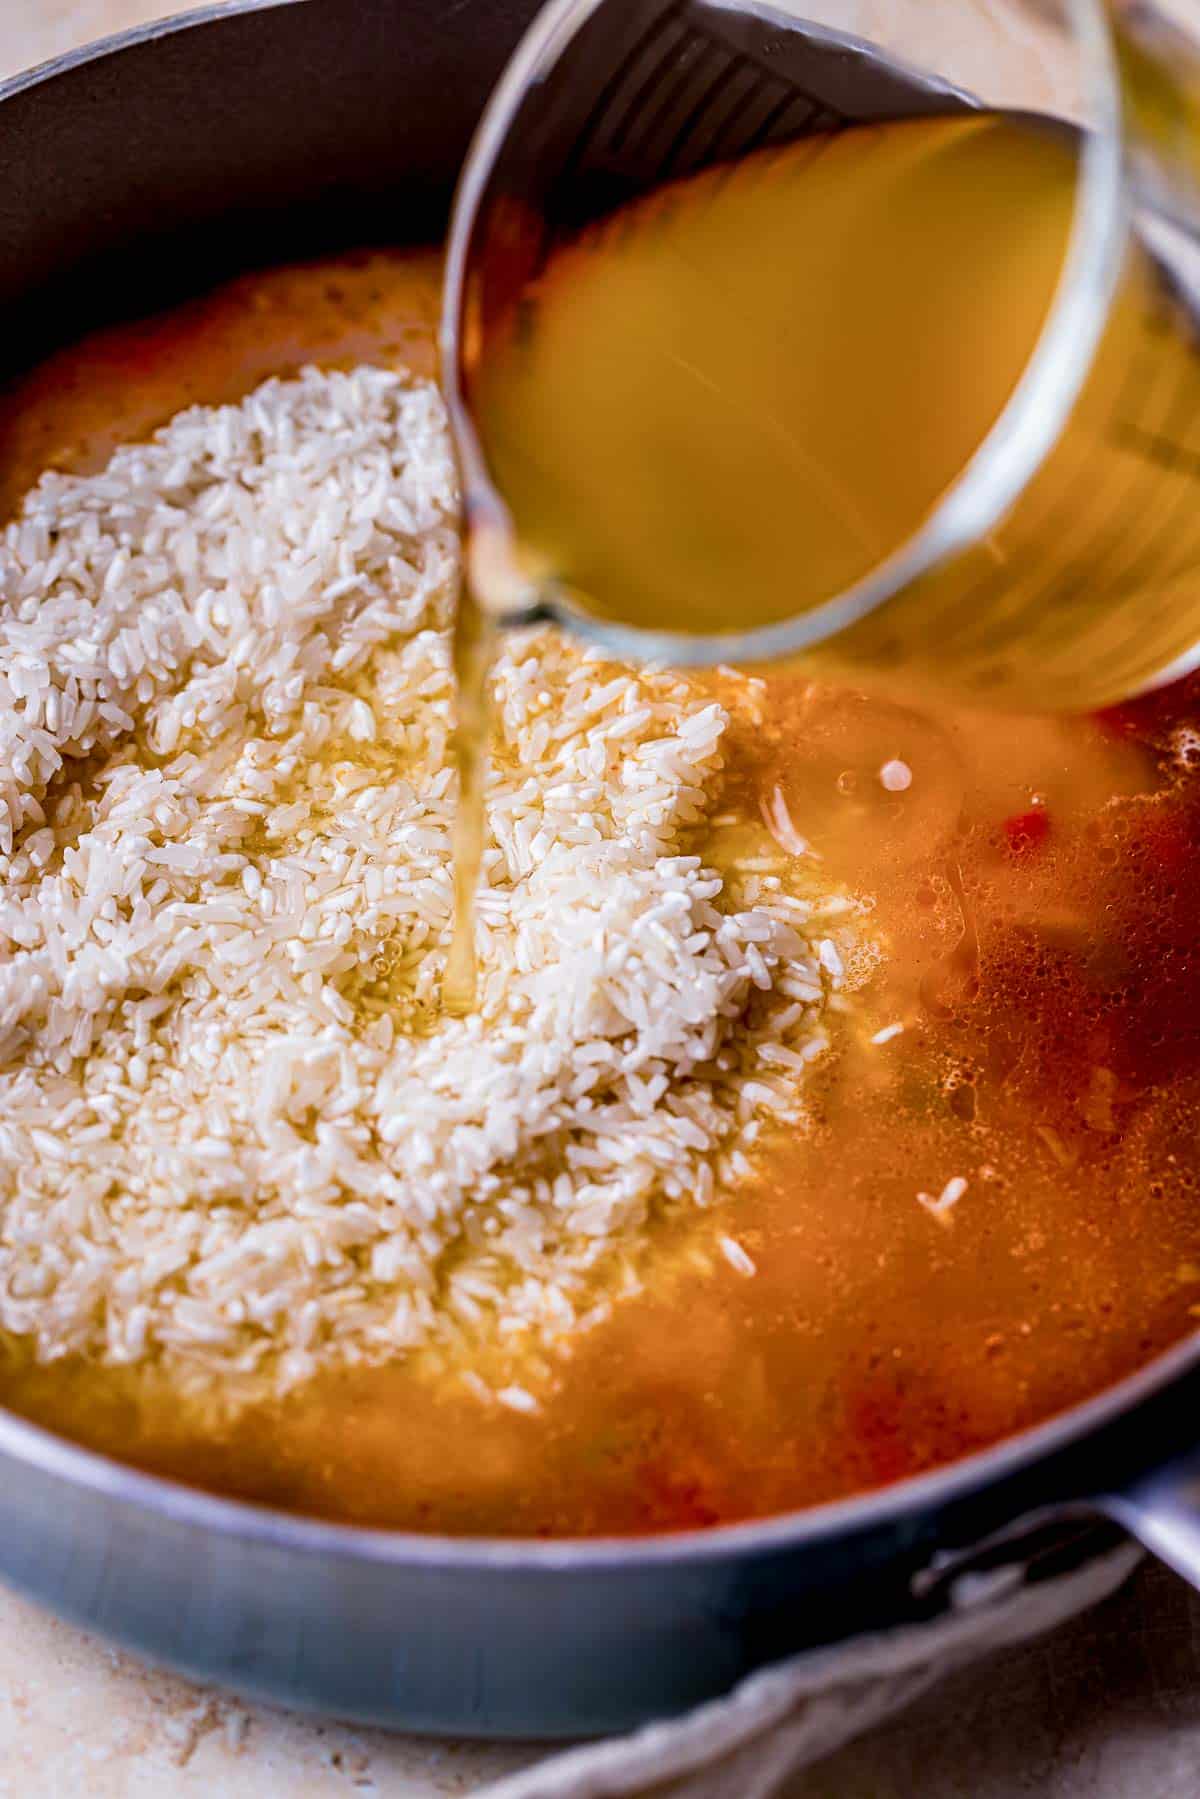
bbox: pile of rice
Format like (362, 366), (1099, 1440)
(0, 365), (861, 1398)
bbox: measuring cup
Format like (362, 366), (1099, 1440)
(442, 0), (1200, 711)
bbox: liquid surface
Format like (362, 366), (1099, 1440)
(466, 112), (1200, 708)
(2, 252), (1200, 1536)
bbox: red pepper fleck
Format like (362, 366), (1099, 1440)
(1004, 809), (1050, 856)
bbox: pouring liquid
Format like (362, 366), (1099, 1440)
(446, 109), (1200, 1000)
(443, 587), (494, 1014)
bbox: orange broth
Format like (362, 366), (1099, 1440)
(1, 249), (1198, 1536)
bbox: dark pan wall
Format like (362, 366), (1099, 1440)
(0, 0), (542, 374)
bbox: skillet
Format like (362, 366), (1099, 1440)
(0, 0), (1199, 1738)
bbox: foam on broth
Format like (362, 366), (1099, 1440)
(1, 251), (1198, 1536)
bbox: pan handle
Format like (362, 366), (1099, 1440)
(1101, 1449), (1200, 1589)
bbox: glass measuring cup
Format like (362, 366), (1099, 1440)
(441, 0), (1200, 711)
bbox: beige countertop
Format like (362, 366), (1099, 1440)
(2, 5), (1200, 1798)
(0, 1581), (535, 1798)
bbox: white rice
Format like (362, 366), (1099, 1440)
(870, 1023), (905, 1046)
(0, 365), (862, 1395)
(919, 1176), (969, 1221)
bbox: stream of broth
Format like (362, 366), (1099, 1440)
(2, 252), (1200, 1536)
(442, 591), (494, 1014)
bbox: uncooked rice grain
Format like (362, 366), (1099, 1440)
(0, 365), (864, 1397)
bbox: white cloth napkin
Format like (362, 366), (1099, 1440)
(481, 1539), (1142, 1799)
